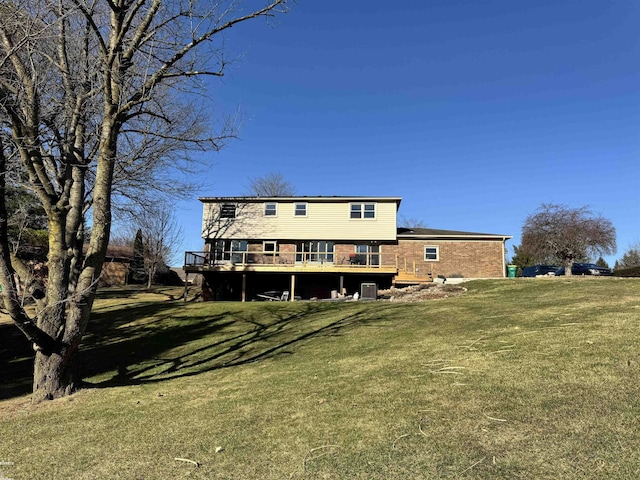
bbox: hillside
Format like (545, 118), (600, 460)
(1, 279), (639, 479)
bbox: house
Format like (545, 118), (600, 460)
(12, 244), (132, 289)
(99, 245), (133, 286)
(183, 196), (511, 301)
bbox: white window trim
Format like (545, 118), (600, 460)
(264, 202), (278, 217)
(294, 202), (308, 217)
(349, 202), (376, 220)
(219, 203), (237, 219)
(424, 245), (440, 262)
(295, 241), (335, 263)
(353, 244), (381, 266)
(214, 239), (248, 262)
(263, 240), (278, 254)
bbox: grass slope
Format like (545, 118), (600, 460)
(1, 279), (640, 479)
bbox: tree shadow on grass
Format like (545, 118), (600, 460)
(1, 299), (396, 399)
(0, 300), (192, 401)
(85, 301), (393, 389)
(0, 321), (35, 400)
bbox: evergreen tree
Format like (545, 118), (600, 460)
(6, 184), (47, 252)
(128, 229), (147, 284)
(510, 244), (536, 271)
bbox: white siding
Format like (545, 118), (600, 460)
(202, 199), (398, 241)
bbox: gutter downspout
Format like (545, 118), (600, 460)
(501, 237), (507, 278)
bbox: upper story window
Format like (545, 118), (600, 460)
(220, 203), (236, 219)
(294, 203), (307, 217)
(350, 202), (376, 219)
(264, 202), (277, 216)
(424, 246), (439, 261)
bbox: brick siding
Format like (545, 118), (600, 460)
(393, 239), (505, 278)
(203, 238), (505, 279)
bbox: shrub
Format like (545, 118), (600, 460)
(613, 265), (640, 277)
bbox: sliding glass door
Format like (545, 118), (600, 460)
(214, 240), (248, 263)
(296, 241), (335, 264)
(355, 245), (380, 266)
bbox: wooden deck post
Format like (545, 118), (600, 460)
(242, 274), (246, 302)
(183, 272), (188, 302)
(290, 274), (296, 301)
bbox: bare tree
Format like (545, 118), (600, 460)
(0, 0), (288, 402)
(248, 172), (296, 196)
(131, 205), (182, 288)
(616, 242), (640, 270)
(521, 204), (616, 276)
(397, 215), (427, 229)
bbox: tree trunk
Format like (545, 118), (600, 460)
(147, 261), (157, 289)
(27, 135), (113, 402)
(31, 299), (90, 401)
(32, 347), (80, 402)
(565, 261), (573, 276)
(1, 0), (288, 403)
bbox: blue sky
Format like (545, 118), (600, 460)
(174, 0), (639, 266)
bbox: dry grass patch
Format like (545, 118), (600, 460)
(1, 279), (640, 478)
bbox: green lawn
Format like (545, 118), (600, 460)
(1, 279), (640, 479)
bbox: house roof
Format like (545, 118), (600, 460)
(105, 245), (134, 260)
(199, 195), (402, 207)
(82, 244), (133, 261)
(397, 227), (511, 240)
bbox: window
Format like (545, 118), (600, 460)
(263, 241), (278, 256)
(214, 240), (248, 263)
(294, 203), (307, 217)
(350, 202), (376, 219)
(353, 244), (380, 266)
(264, 202), (277, 216)
(424, 246), (439, 261)
(220, 203), (236, 219)
(296, 241), (334, 264)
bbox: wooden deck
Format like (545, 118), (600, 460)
(183, 251), (432, 284)
(183, 261), (398, 275)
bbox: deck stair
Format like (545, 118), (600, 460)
(392, 257), (433, 285)
(393, 271), (433, 285)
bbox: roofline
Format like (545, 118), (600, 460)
(397, 233), (512, 240)
(397, 228), (511, 240)
(199, 195), (402, 201)
(199, 195), (402, 204)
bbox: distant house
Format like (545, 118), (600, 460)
(183, 196), (511, 301)
(11, 245), (132, 291)
(98, 245), (133, 286)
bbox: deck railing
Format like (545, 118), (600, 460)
(184, 250), (395, 269)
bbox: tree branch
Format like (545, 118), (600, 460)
(0, 137), (58, 353)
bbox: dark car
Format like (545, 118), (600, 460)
(554, 263), (612, 276)
(521, 264), (559, 277)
